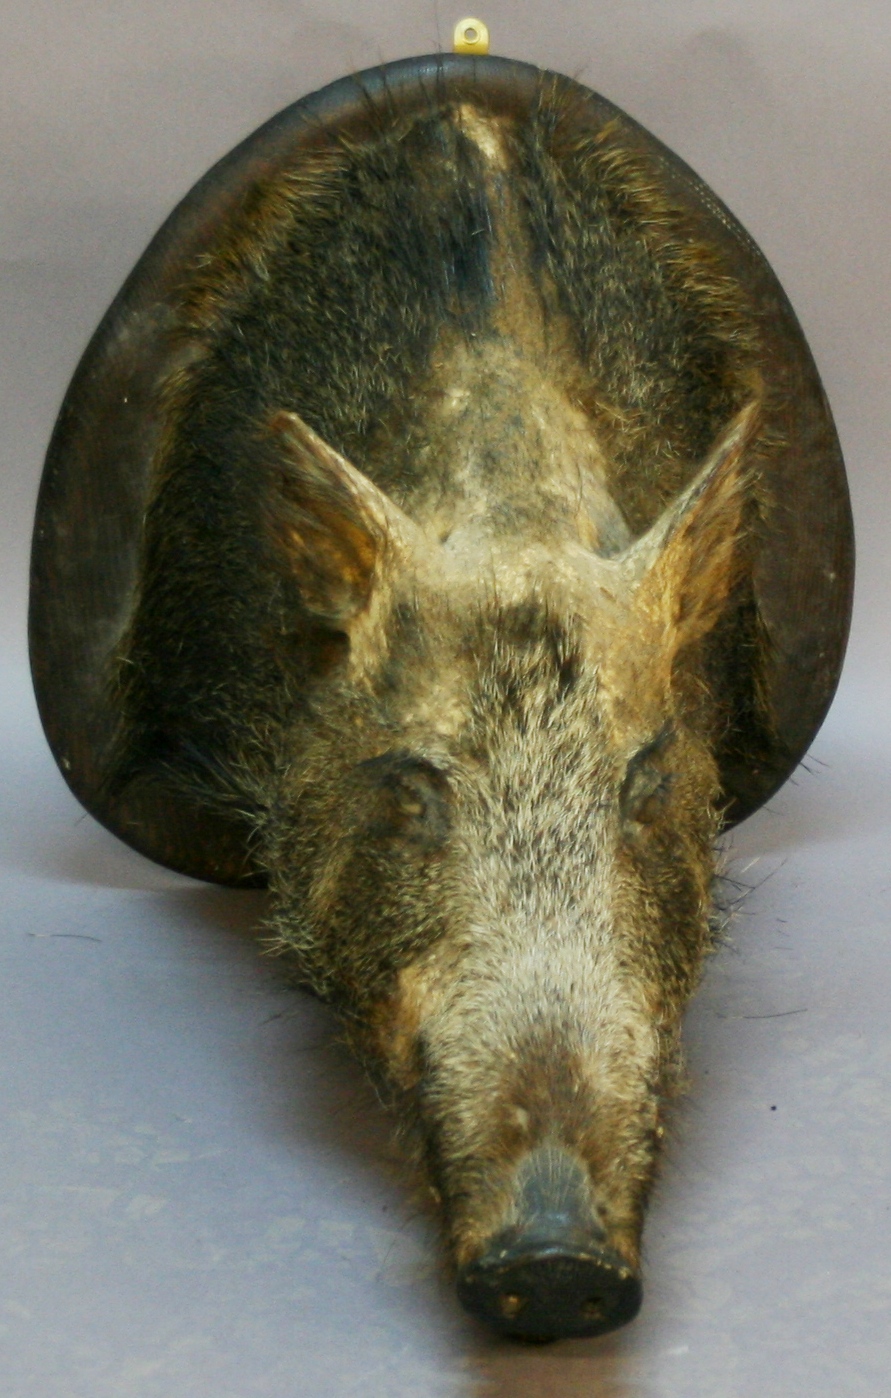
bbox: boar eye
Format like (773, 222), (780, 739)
(357, 751), (451, 849)
(620, 730), (674, 825)
(621, 766), (671, 824)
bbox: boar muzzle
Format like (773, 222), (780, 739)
(456, 1146), (642, 1340)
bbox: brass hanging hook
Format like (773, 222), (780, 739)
(453, 18), (490, 54)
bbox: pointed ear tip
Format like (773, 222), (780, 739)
(267, 408), (303, 439)
(732, 397), (763, 441)
(265, 410), (352, 481)
(706, 398), (762, 484)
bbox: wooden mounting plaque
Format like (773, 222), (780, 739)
(29, 55), (854, 886)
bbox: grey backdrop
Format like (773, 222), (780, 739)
(2, 3), (889, 1396)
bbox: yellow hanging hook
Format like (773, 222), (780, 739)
(453, 18), (490, 55)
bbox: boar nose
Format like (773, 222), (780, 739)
(455, 1146), (642, 1341)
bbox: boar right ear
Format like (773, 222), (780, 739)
(260, 411), (419, 628)
(621, 399), (761, 657)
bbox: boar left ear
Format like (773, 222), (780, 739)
(621, 400), (761, 654)
(261, 410), (420, 628)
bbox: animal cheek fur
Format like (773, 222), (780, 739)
(366, 955), (448, 1091)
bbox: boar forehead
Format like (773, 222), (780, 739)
(354, 572), (681, 758)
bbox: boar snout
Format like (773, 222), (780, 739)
(456, 1146), (641, 1340)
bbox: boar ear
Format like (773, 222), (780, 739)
(261, 410), (418, 628)
(622, 400), (761, 653)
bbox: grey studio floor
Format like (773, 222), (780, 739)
(2, 5), (891, 1397)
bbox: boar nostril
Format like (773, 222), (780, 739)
(582, 1295), (606, 1322)
(497, 1292), (527, 1319)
